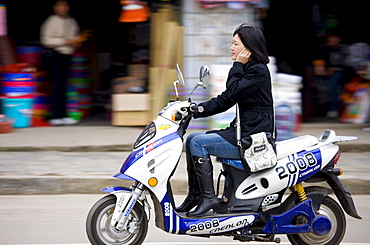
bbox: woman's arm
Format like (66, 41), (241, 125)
(226, 62), (267, 101)
(194, 91), (235, 118)
(194, 62), (268, 118)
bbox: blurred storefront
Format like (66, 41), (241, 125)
(1, 0), (180, 127)
(0, 0), (369, 131)
(1, 0), (265, 128)
(263, 0), (370, 123)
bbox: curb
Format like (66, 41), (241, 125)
(0, 177), (369, 195)
(337, 143), (370, 153)
(0, 176), (133, 195)
(0, 143), (369, 153)
(0, 144), (134, 152)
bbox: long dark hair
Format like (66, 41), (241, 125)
(233, 24), (269, 64)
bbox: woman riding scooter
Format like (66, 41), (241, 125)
(176, 24), (275, 217)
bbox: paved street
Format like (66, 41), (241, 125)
(1, 151), (369, 195)
(2, 151), (370, 180)
(0, 151), (221, 195)
(0, 194), (369, 245)
(0, 122), (370, 195)
(0, 122), (369, 245)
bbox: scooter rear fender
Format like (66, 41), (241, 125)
(325, 172), (362, 219)
(282, 180), (362, 220)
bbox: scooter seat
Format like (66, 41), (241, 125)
(217, 135), (319, 170)
(217, 157), (245, 170)
(275, 135), (319, 159)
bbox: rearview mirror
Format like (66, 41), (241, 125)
(176, 64), (185, 85)
(188, 65), (210, 101)
(199, 65), (210, 89)
(173, 64), (185, 100)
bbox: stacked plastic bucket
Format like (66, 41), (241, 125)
(66, 85), (80, 121)
(1, 73), (35, 128)
(15, 46), (43, 70)
(0, 4), (7, 36)
(67, 46), (91, 120)
(32, 72), (51, 124)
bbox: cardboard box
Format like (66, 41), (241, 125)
(112, 94), (150, 111)
(112, 94), (151, 126)
(112, 77), (146, 94)
(128, 64), (148, 79)
(112, 111), (150, 126)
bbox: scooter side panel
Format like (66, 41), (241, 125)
(122, 118), (183, 201)
(235, 148), (323, 199)
(159, 193), (257, 235)
(319, 143), (339, 166)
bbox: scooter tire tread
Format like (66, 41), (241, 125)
(287, 196), (346, 245)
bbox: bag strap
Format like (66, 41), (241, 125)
(235, 102), (276, 147)
(235, 103), (242, 148)
(272, 104), (276, 142)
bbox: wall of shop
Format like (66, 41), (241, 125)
(182, 1), (256, 85)
(181, 1), (259, 128)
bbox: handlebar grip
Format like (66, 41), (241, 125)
(190, 104), (204, 113)
(190, 105), (197, 112)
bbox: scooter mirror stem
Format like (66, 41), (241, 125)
(173, 80), (180, 100)
(188, 84), (198, 101)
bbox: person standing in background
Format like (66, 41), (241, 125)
(312, 32), (350, 118)
(40, 0), (80, 126)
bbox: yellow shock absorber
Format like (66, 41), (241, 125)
(295, 183), (307, 201)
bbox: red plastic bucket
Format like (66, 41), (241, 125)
(1, 81), (36, 87)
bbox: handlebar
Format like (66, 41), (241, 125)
(190, 104), (204, 113)
(177, 103), (204, 138)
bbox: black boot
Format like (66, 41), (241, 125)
(187, 156), (219, 217)
(176, 154), (200, 212)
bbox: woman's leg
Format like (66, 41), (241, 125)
(186, 133), (239, 216)
(185, 131), (206, 154)
(188, 132), (240, 159)
(176, 132), (206, 212)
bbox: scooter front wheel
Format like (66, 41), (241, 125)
(287, 196), (346, 245)
(86, 194), (148, 245)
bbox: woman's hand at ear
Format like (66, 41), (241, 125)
(236, 48), (252, 64)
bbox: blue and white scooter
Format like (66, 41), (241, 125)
(86, 64), (361, 245)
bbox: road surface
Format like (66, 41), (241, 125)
(0, 194), (368, 244)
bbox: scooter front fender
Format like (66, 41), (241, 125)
(100, 186), (134, 229)
(101, 186), (132, 193)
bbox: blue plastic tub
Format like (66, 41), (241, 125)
(2, 73), (34, 80)
(16, 46), (43, 54)
(2, 86), (35, 93)
(1, 98), (34, 128)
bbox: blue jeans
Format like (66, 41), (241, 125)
(186, 131), (240, 159)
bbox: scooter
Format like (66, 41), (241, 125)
(86, 64), (362, 245)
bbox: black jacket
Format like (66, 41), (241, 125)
(194, 61), (274, 147)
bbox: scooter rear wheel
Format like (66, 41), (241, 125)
(287, 196), (346, 245)
(86, 194), (148, 245)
